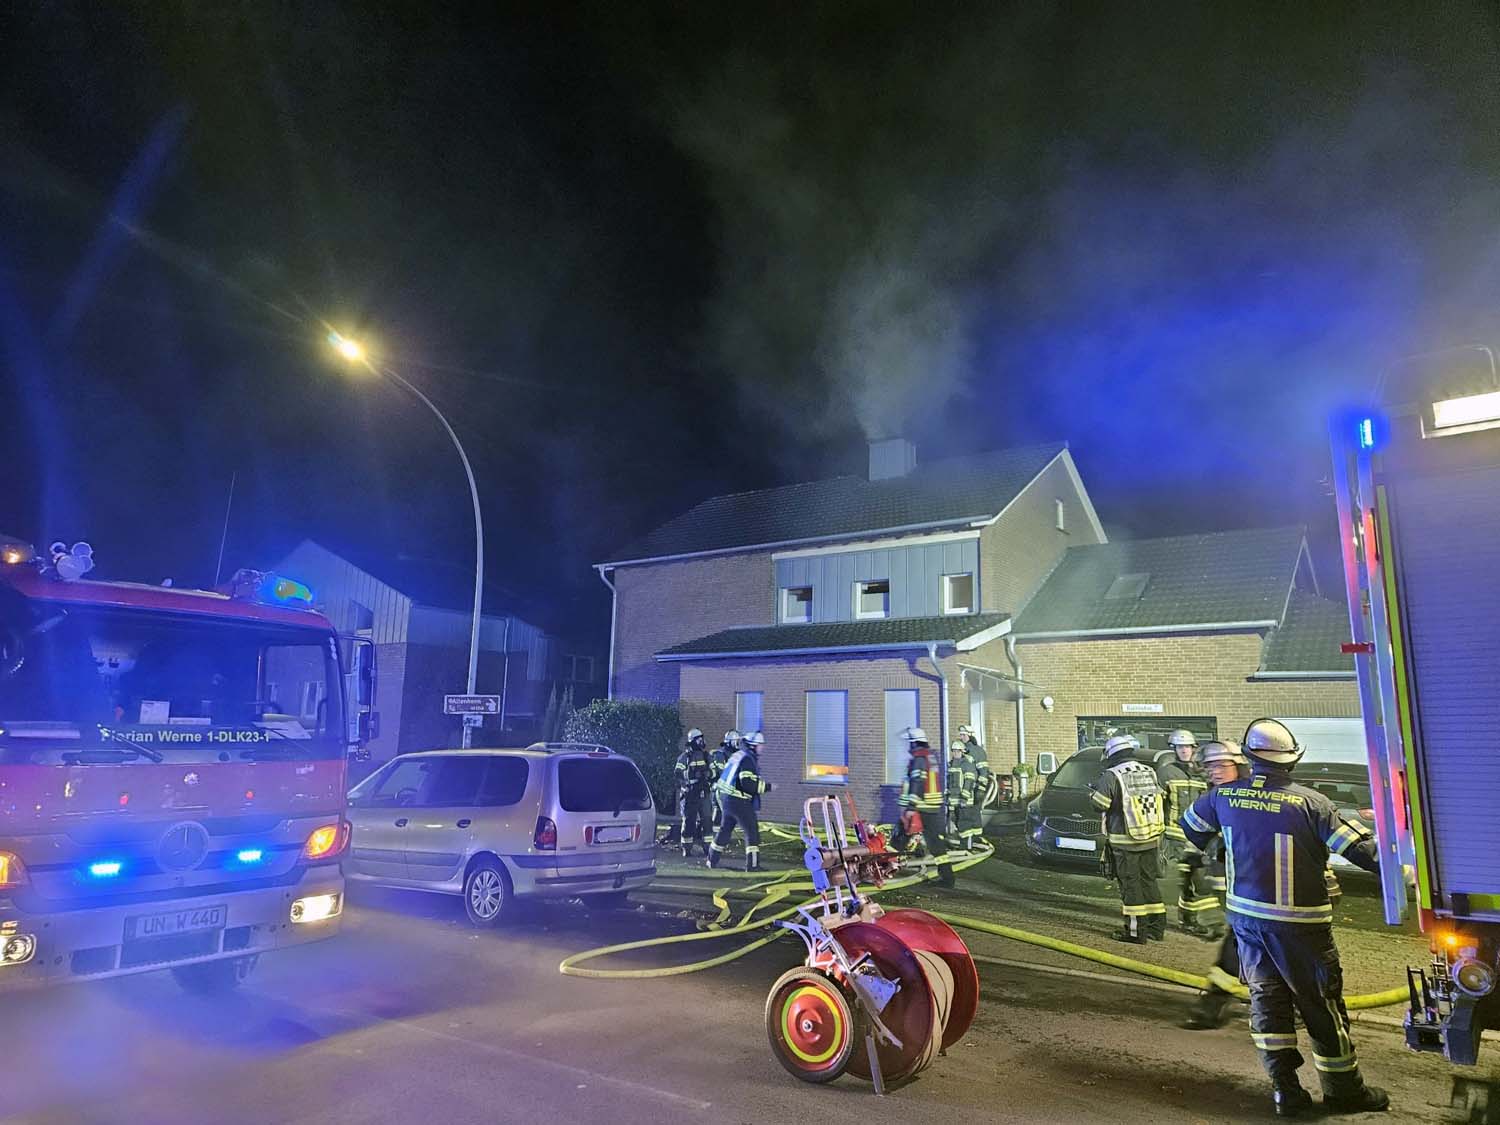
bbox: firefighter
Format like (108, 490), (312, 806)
(958, 723), (991, 809)
(709, 730), (772, 872)
(949, 738), (982, 849)
(1157, 728), (1215, 937)
(1182, 739), (1250, 1030)
(710, 730), (739, 830)
(1089, 733), (1166, 943)
(673, 728), (716, 858)
(891, 728), (955, 887)
(1180, 719), (1387, 1117)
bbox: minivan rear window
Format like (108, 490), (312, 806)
(557, 757), (652, 812)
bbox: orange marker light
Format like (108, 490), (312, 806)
(301, 821), (348, 861)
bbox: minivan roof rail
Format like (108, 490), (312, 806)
(525, 741), (613, 755)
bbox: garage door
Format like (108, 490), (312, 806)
(1272, 718), (1366, 767)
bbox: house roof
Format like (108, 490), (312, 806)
(603, 443), (1071, 566)
(1257, 589), (1355, 676)
(1013, 526), (1307, 637)
(656, 613), (1013, 661)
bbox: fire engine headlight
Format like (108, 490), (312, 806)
(1, 933), (37, 966)
(1453, 955), (1496, 998)
(290, 893), (341, 925)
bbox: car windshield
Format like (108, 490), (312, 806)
(557, 757), (652, 812)
(1047, 755), (1102, 790)
(0, 596), (343, 763)
(1301, 771), (1372, 809)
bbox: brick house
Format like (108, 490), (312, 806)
(595, 441), (1358, 823)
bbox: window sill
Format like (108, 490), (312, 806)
(800, 777), (849, 786)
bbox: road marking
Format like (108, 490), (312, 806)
(265, 993), (713, 1111)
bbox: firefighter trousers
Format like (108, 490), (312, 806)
(1170, 840), (1221, 926)
(679, 786), (712, 842)
(893, 808), (955, 886)
(711, 796), (760, 858)
(956, 802), (984, 848)
(1114, 845), (1165, 938)
(1233, 917), (1367, 1097)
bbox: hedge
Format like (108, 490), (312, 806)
(563, 698), (683, 811)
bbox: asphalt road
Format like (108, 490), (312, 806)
(7, 867), (1499, 1125)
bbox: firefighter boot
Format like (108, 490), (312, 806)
(1323, 1084), (1389, 1115)
(1272, 1084), (1314, 1118)
(1145, 914), (1167, 942)
(1180, 987), (1232, 1030)
(746, 848), (761, 873)
(1111, 925), (1148, 945)
(706, 845), (722, 869)
(681, 840), (692, 859)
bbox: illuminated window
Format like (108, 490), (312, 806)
(854, 579), (890, 619)
(782, 586), (813, 623)
(805, 690), (848, 782)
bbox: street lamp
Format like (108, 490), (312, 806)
(327, 330), (486, 748)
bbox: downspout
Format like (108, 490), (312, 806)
(1004, 636), (1026, 767)
(926, 642), (949, 819)
(596, 565), (617, 700)
(499, 616), (511, 733)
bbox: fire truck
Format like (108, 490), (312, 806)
(1330, 356), (1500, 1067)
(0, 537), (371, 992)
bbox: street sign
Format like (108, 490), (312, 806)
(462, 713), (483, 728)
(444, 694), (501, 715)
(1120, 703), (1164, 714)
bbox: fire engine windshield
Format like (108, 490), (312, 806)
(0, 594), (344, 763)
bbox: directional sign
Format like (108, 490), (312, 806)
(444, 694), (501, 715)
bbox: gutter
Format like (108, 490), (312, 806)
(656, 640), (937, 662)
(1013, 620), (1277, 641)
(1249, 670), (1357, 681)
(1004, 636), (1027, 766)
(926, 642), (950, 820)
(594, 565), (617, 700)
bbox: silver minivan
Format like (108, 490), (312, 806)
(343, 743), (657, 925)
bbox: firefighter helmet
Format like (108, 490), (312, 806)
(1199, 740), (1247, 768)
(1103, 733), (1140, 759)
(686, 728), (704, 744)
(722, 729), (741, 748)
(1168, 728), (1198, 763)
(907, 726), (929, 745)
(957, 724), (975, 737)
(1242, 719), (1304, 768)
(950, 739), (966, 753)
(743, 731), (766, 749)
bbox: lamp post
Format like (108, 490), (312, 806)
(328, 331), (485, 748)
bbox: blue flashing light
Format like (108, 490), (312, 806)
(88, 860), (123, 878)
(235, 848), (265, 864)
(1358, 417), (1376, 449)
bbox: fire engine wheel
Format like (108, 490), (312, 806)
(765, 968), (859, 1083)
(172, 955), (258, 994)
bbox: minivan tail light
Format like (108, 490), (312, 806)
(534, 816), (557, 851)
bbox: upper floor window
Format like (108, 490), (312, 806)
(782, 586), (813, 623)
(854, 579), (890, 619)
(566, 654), (595, 682)
(942, 573), (975, 615)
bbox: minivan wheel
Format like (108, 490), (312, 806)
(464, 860), (511, 927)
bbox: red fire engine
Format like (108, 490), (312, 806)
(0, 537), (370, 992)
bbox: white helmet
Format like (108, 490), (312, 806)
(907, 727), (929, 745)
(1242, 719), (1303, 768)
(743, 731), (765, 749)
(957, 724), (975, 737)
(1199, 740), (1248, 769)
(1168, 728), (1198, 763)
(1103, 733), (1140, 759)
(950, 739), (966, 752)
(686, 728), (704, 743)
(722, 729), (741, 747)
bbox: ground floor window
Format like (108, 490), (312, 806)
(1076, 715), (1217, 757)
(884, 688), (920, 784)
(736, 691), (763, 735)
(805, 690), (849, 782)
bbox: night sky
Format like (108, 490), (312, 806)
(3, 4), (1498, 638)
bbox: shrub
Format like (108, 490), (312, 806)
(564, 698), (683, 810)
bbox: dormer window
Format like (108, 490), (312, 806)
(942, 573), (975, 614)
(854, 579), (890, 619)
(782, 586), (813, 623)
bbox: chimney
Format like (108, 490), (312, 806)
(868, 437), (917, 481)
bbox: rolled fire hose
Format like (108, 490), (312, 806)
(558, 844), (1410, 1011)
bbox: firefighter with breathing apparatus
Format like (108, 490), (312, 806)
(673, 728), (716, 858)
(709, 730), (772, 872)
(892, 727), (955, 887)
(958, 722), (991, 808)
(1180, 719), (1387, 1117)
(710, 730), (738, 829)
(947, 739), (979, 849)
(1090, 733), (1167, 943)
(1157, 728), (1216, 937)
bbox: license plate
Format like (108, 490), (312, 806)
(591, 825), (633, 845)
(1055, 837), (1097, 852)
(125, 904), (227, 941)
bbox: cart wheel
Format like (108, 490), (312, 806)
(765, 967), (858, 1083)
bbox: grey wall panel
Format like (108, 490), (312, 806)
(774, 538), (980, 623)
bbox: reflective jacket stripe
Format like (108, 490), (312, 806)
(1226, 893), (1333, 923)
